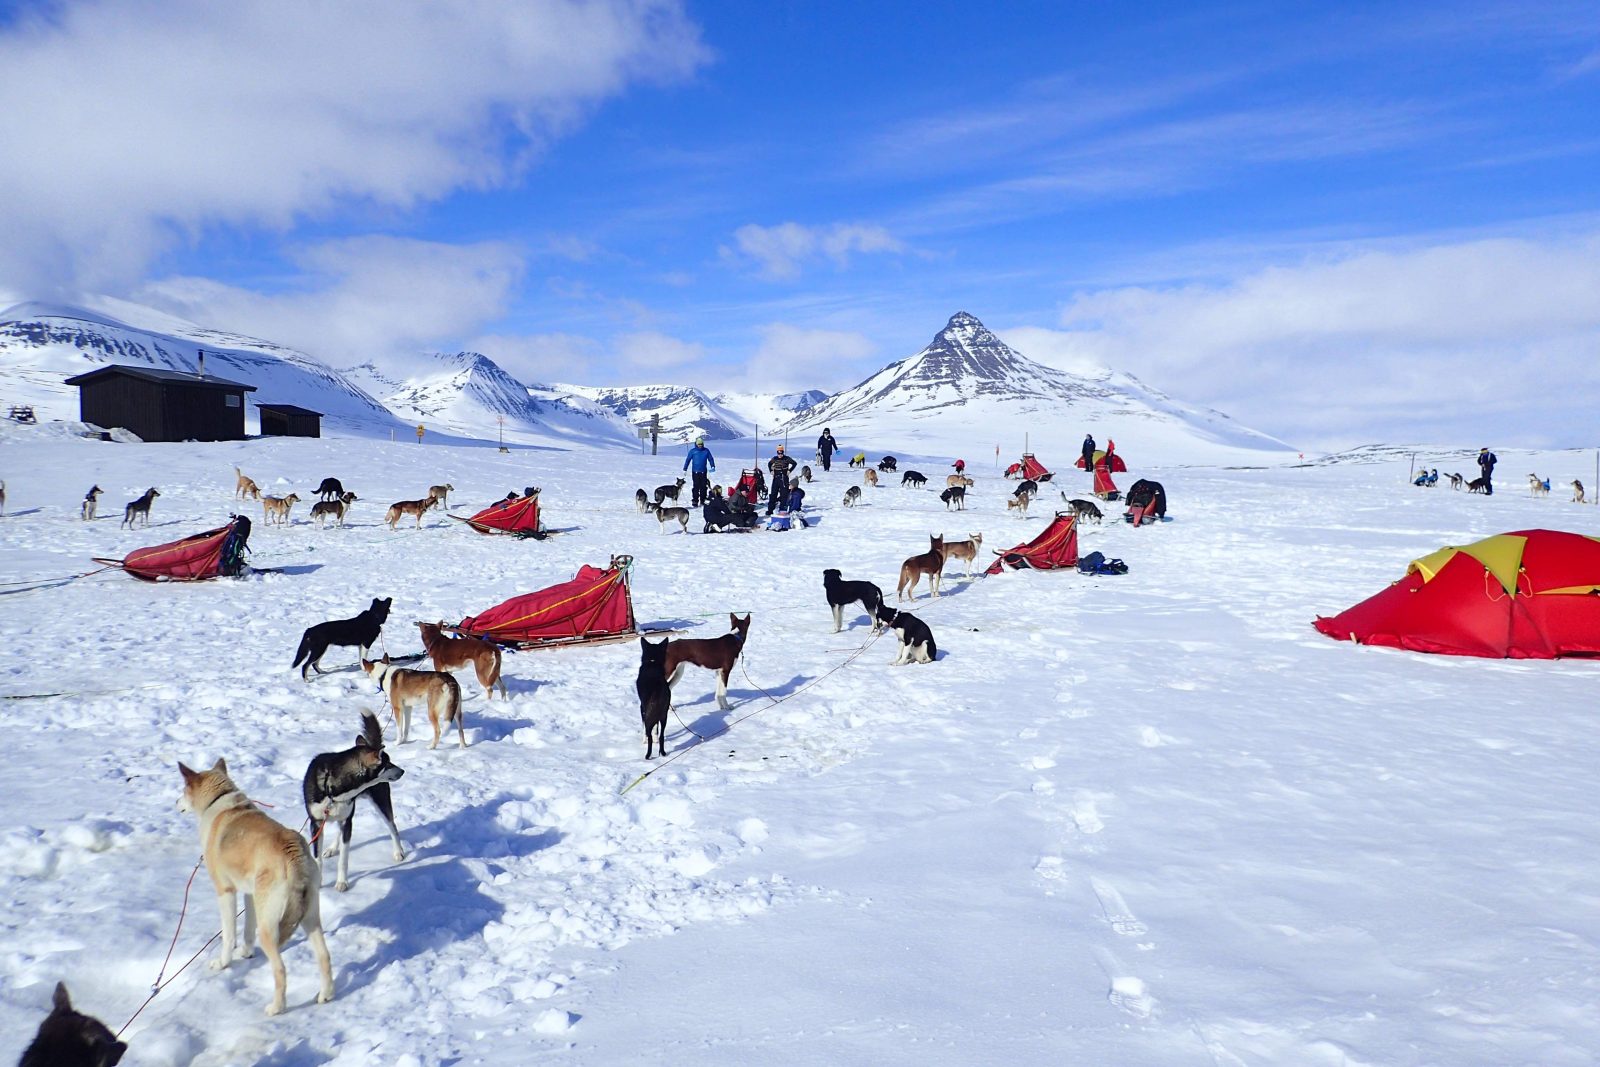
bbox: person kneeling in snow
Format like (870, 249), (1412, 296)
(1123, 478), (1167, 526)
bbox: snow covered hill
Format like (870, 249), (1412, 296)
(564, 383), (754, 443)
(710, 388), (825, 435)
(0, 300), (399, 434)
(371, 351), (639, 451)
(777, 311), (1298, 467)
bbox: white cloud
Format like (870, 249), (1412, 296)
(137, 236), (524, 372)
(1018, 231), (1600, 448)
(615, 331), (704, 372)
(723, 222), (904, 280)
(0, 0), (707, 290)
(469, 332), (605, 385)
(722, 323), (877, 392)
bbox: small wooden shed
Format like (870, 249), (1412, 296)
(255, 402), (322, 438)
(63, 364), (255, 442)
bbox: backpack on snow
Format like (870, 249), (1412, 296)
(1076, 550), (1128, 576)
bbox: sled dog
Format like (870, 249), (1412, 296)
(1447, 472), (1464, 491)
(427, 483), (454, 508)
(1529, 473), (1549, 497)
(939, 486), (966, 510)
(235, 466), (262, 500)
(310, 491), (356, 527)
(418, 621), (507, 700)
(634, 488), (650, 512)
(637, 637), (672, 760)
(902, 470), (928, 489)
(314, 477), (345, 502)
(874, 603), (938, 665)
(646, 500), (690, 534)
(664, 613), (750, 711)
(653, 477), (686, 504)
(1574, 479), (1586, 504)
(363, 657), (465, 749)
(1467, 477), (1489, 494)
(121, 487), (159, 528)
(823, 568), (884, 633)
(1063, 496), (1102, 524)
(940, 533), (984, 578)
(302, 709), (405, 892)
(842, 485), (862, 507)
(1006, 494), (1031, 516)
(292, 596), (392, 679)
(864, 468), (879, 488)
(946, 474), (974, 488)
(81, 485), (103, 521)
(897, 535), (945, 601)
(177, 758), (334, 1016)
(18, 982), (126, 1067)
(262, 493), (300, 525)
(385, 496), (437, 529)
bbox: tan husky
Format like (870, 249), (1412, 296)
(235, 466), (262, 500)
(262, 492), (300, 525)
(941, 532), (984, 578)
(418, 621), (507, 700)
(176, 759), (334, 1016)
(385, 496), (438, 530)
(864, 468), (879, 488)
(363, 657), (465, 748)
(897, 535), (945, 601)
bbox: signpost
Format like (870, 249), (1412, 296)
(497, 415), (509, 453)
(650, 413), (660, 456)
(416, 424), (425, 444)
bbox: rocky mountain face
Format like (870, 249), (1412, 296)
(564, 383), (750, 443)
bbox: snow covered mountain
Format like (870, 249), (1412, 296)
(564, 383), (751, 443)
(0, 299), (397, 432)
(777, 311), (1297, 466)
(370, 351), (638, 450)
(711, 388), (826, 435)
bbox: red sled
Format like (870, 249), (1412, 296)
(732, 469), (763, 505)
(446, 555), (677, 650)
(451, 491), (545, 538)
(95, 516), (253, 582)
(1017, 453), (1051, 480)
(987, 512), (1079, 575)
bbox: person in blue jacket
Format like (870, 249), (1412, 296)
(683, 437), (716, 506)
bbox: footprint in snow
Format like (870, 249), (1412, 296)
(1090, 876), (1148, 937)
(1109, 975), (1156, 1019)
(1069, 793), (1105, 834)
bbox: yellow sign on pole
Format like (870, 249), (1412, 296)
(415, 424), (425, 443)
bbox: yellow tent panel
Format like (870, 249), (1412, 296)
(1408, 533), (1527, 595)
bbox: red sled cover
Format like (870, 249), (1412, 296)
(1019, 453), (1051, 480)
(986, 512), (1080, 575)
(457, 562), (635, 645)
(112, 517), (252, 581)
(459, 494), (542, 536)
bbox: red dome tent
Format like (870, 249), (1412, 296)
(1314, 529), (1600, 659)
(1074, 449), (1127, 473)
(986, 512), (1080, 575)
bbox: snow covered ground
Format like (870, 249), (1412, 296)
(2, 428), (1598, 1066)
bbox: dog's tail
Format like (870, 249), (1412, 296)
(359, 708), (383, 750)
(292, 631), (314, 669)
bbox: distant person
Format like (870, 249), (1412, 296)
(1478, 447), (1497, 495)
(683, 437), (716, 507)
(766, 444), (798, 515)
(816, 428), (838, 472)
(1082, 433), (1096, 473)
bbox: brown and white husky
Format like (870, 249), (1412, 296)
(664, 613), (750, 711)
(418, 621), (507, 700)
(897, 535), (945, 601)
(176, 758), (335, 1016)
(363, 656), (466, 749)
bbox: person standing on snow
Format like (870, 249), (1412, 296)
(1081, 433), (1096, 474)
(1478, 447), (1497, 495)
(816, 428), (838, 472)
(766, 444), (798, 515)
(683, 437), (716, 507)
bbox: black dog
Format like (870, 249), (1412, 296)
(19, 983), (126, 1067)
(1013, 478), (1038, 499)
(823, 568), (884, 634)
(292, 596), (392, 680)
(939, 486), (966, 510)
(303, 709), (405, 892)
(315, 477), (345, 502)
(874, 602), (938, 665)
(877, 456), (898, 472)
(637, 637), (672, 759)
(901, 470), (927, 488)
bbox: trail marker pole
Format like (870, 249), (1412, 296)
(650, 414), (659, 456)
(497, 415), (508, 453)
(416, 424), (425, 445)
(1408, 452), (1415, 483)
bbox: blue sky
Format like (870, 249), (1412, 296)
(1, 0), (1597, 446)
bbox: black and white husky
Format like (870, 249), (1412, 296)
(823, 568), (883, 633)
(302, 709), (406, 891)
(874, 603), (938, 665)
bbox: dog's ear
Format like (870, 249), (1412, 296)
(178, 761), (198, 783)
(51, 981), (72, 1012)
(211, 757), (227, 775)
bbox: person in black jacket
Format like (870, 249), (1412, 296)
(1477, 447), (1497, 495)
(1081, 433), (1096, 473)
(766, 445), (798, 515)
(816, 428), (838, 472)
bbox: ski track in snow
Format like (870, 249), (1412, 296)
(1, 434), (1599, 1065)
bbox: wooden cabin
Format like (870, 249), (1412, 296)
(63, 364), (255, 442)
(255, 402), (322, 438)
